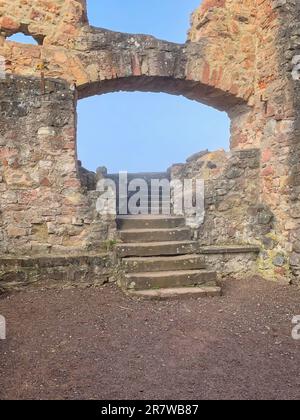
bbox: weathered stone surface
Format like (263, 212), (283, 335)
(170, 148), (264, 246)
(0, 254), (112, 291)
(0, 76), (116, 257)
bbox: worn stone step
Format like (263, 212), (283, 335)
(122, 254), (206, 273)
(137, 197), (170, 200)
(199, 245), (261, 254)
(134, 201), (171, 205)
(118, 197), (169, 202)
(124, 212), (172, 217)
(134, 197), (171, 204)
(124, 270), (217, 290)
(124, 209), (171, 214)
(128, 286), (222, 300)
(116, 215), (185, 230)
(116, 241), (199, 257)
(119, 228), (191, 243)
(108, 172), (169, 183)
(131, 204), (171, 207)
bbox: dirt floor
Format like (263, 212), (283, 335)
(0, 277), (300, 400)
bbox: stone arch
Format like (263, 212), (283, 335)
(78, 76), (246, 113)
(0, 0), (254, 155)
(76, 87), (231, 176)
(0, 1), (250, 113)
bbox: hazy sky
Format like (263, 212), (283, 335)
(10, 1), (230, 173)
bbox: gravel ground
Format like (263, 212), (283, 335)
(0, 277), (300, 400)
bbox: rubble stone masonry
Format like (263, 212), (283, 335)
(0, 0), (299, 283)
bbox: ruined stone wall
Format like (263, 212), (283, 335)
(252, 1), (300, 280)
(188, 0), (300, 281)
(0, 75), (115, 256)
(188, 0), (257, 105)
(284, 0), (300, 279)
(0, 0), (248, 111)
(0, 0), (87, 45)
(170, 148), (274, 245)
(0, 254), (112, 291)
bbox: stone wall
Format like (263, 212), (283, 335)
(286, 0), (300, 279)
(0, 0), (87, 45)
(0, 254), (112, 291)
(187, 0), (300, 282)
(0, 75), (115, 256)
(170, 149), (262, 244)
(169, 148), (292, 280)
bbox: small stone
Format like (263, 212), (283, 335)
(7, 227), (27, 238)
(257, 210), (273, 225)
(37, 127), (56, 137)
(293, 241), (300, 254)
(226, 167), (243, 179)
(207, 161), (217, 169)
(273, 255), (286, 267)
(262, 236), (275, 250)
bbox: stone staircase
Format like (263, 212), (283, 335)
(116, 215), (221, 299)
(107, 172), (170, 215)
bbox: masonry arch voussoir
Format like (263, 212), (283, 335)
(77, 76), (247, 113)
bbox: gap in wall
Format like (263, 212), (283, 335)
(7, 33), (39, 45)
(86, 0), (201, 43)
(77, 92), (230, 174)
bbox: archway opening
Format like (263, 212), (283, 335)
(86, 0), (200, 43)
(6, 33), (40, 45)
(77, 91), (230, 216)
(77, 91), (230, 173)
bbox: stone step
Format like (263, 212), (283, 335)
(122, 254), (206, 273)
(130, 204), (171, 207)
(108, 172), (169, 183)
(122, 211), (172, 217)
(119, 228), (191, 243)
(124, 270), (217, 290)
(137, 196), (170, 199)
(123, 204), (171, 209)
(199, 245), (261, 254)
(133, 200), (171, 203)
(122, 208), (171, 213)
(116, 241), (199, 258)
(128, 286), (222, 300)
(124, 195), (170, 199)
(116, 215), (185, 230)
(118, 197), (170, 203)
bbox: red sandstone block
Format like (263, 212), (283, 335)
(0, 16), (20, 32)
(261, 166), (274, 177)
(201, 0), (226, 13)
(40, 177), (51, 187)
(202, 63), (210, 85)
(262, 149), (272, 163)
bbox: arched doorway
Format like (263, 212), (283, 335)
(77, 91), (230, 173)
(77, 89), (230, 217)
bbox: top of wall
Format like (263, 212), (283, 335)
(0, 0), (87, 45)
(0, 0), (297, 116)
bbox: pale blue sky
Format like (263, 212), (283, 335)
(9, 1), (230, 173)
